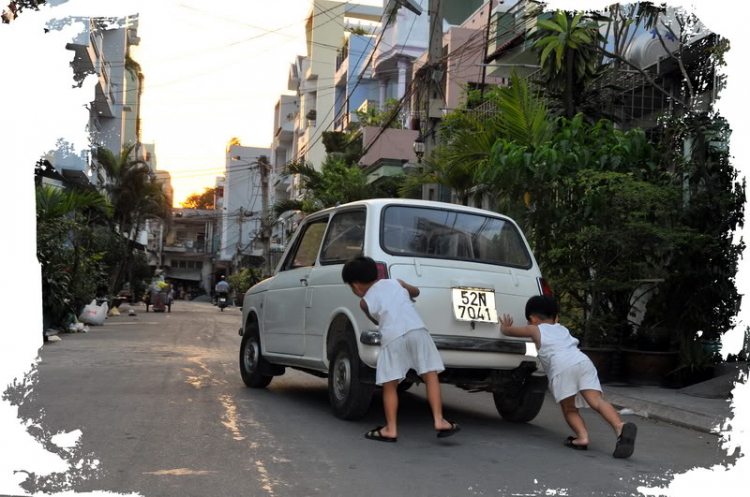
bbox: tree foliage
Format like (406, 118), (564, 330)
(181, 187), (216, 210)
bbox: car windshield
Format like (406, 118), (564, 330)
(381, 206), (532, 268)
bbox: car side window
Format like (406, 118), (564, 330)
(285, 220), (328, 270)
(320, 210), (366, 264)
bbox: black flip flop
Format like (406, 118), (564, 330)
(613, 422), (637, 458)
(437, 420), (461, 438)
(563, 436), (588, 450)
(365, 426), (397, 443)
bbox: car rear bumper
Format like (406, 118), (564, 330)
(359, 331), (543, 372)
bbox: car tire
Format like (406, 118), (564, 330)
(493, 384), (546, 423)
(239, 322), (273, 389)
(328, 336), (375, 420)
(397, 381), (414, 393)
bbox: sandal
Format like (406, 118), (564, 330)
(563, 436), (588, 450)
(613, 422), (637, 459)
(364, 426), (397, 443)
(437, 420), (461, 438)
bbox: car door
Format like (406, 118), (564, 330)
(304, 209), (366, 361)
(263, 216), (329, 355)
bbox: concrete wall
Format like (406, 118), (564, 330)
(359, 126), (419, 166)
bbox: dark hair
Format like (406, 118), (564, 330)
(525, 295), (559, 322)
(342, 256), (378, 284)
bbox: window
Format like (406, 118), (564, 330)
(171, 260), (178, 268)
(320, 210), (365, 264)
(284, 219), (328, 270)
(381, 206), (532, 268)
(179, 260), (187, 269)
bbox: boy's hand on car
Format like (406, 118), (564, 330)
(500, 314), (514, 330)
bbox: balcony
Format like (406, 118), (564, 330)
(336, 41), (349, 73)
(486, 0), (550, 77)
(93, 60), (115, 117)
(163, 239), (208, 254)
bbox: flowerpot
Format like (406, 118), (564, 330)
(622, 348), (679, 386)
(636, 327), (673, 352)
(234, 293), (245, 307)
(580, 347), (616, 383)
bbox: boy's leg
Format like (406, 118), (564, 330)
(579, 390), (624, 435)
(380, 380), (399, 439)
(560, 396), (589, 446)
(420, 371), (452, 431)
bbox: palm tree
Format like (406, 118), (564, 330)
(406, 72), (554, 205)
(531, 11), (606, 119)
(95, 144), (169, 290)
(36, 185), (113, 221)
(36, 185), (113, 333)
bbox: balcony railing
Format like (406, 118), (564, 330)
(489, 0), (549, 58)
(336, 41), (349, 72)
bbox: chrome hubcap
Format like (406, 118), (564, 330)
(333, 355), (351, 401)
(244, 339), (259, 371)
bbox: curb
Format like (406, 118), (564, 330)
(602, 391), (725, 435)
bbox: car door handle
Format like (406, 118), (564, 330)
(300, 278), (309, 286)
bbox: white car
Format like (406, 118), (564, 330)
(239, 199), (551, 422)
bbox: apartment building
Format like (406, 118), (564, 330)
(220, 145), (271, 270)
(290, 0), (381, 170)
(63, 15), (142, 189)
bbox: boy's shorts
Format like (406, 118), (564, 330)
(376, 328), (445, 386)
(549, 359), (602, 408)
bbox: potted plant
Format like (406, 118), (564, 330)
(578, 315), (620, 383)
(665, 335), (716, 388)
(227, 268), (261, 307)
(306, 109), (317, 123)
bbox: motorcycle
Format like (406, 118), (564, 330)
(217, 292), (228, 311)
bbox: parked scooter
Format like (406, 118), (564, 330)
(217, 292), (229, 311)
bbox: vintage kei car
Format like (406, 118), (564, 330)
(239, 199), (551, 422)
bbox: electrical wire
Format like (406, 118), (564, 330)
(297, 4), (399, 161)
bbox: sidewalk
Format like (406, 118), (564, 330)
(601, 366), (748, 434)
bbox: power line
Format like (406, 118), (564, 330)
(297, 4), (399, 161)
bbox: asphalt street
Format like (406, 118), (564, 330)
(15, 301), (732, 496)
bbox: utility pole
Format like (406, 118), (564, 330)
(259, 155), (271, 278)
(237, 205), (243, 272)
(421, 0), (444, 201)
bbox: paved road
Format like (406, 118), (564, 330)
(17, 301), (731, 496)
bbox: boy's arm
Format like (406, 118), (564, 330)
(396, 279), (420, 300)
(360, 299), (378, 325)
(499, 314), (541, 348)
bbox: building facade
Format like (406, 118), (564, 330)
(162, 209), (217, 297)
(220, 145), (271, 270)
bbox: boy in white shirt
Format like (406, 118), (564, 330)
(500, 295), (637, 458)
(342, 256), (460, 442)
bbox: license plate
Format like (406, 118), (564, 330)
(451, 288), (498, 323)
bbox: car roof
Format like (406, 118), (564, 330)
(315, 198), (513, 220)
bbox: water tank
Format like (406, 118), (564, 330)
(625, 30), (680, 70)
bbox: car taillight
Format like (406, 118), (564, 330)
(538, 277), (552, 296)
(376, 262), (389, 280)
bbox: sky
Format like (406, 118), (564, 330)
(132, 0), (331, 206)
(1, 0), (750, 495)
(129, 0), (381, 206)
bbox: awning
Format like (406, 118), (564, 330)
(164, 268), (202, 281)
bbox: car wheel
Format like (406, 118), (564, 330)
(493, 382), (546, 423)
(328, 336), (375, 420)
(239, 322), (273, 388)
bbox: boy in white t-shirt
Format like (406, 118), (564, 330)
(500, 295), (637, 458)
(342, 256), (460, 442)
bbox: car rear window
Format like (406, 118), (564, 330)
(381, 206), (532, 268)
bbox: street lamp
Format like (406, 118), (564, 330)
(412, 134), (425, 163)
(394, 0), (423, 15)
